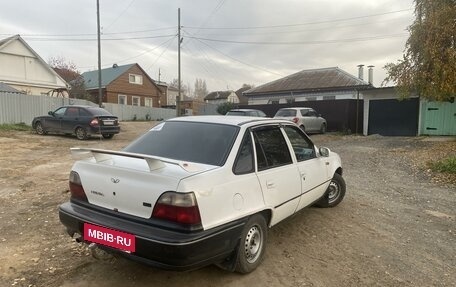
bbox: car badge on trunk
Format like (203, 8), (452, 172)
(111, 178), (120, 184)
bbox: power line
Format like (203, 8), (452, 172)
(23, 34), (176, 42)
(191, 36), (284, 77)
(0, 27), (176, 38)
(184, 8), (412, 30)
(145, 35), (177, 71)
(103, 0), (137, 32)
(186, 33), (408, 45)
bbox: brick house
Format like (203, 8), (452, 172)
(82, 63), (162, 107)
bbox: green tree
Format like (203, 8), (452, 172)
(383, 0), (456, 101)
(216, 102), (236, 115)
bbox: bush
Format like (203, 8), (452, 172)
(216, 102), (237, 115)
(430, 157), (456, 174)
(0, 123), (31, 131)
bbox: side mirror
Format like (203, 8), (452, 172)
(319, 147), (330, 157)
(48, 111), (54, 116)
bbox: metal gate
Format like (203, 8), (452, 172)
(420, 101), (456, 136)
(368, 98), (419, 136)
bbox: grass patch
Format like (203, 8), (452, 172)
(0, 123), (31, 131)
(430, 157), (456, 174)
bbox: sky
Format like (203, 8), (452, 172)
(0, 0), (415, 93)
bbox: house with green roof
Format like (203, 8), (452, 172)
(82, 63), (162, 107)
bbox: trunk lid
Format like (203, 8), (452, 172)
(71, 148), (216, 219)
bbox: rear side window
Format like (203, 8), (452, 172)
(253, 126), (292, 171)
(124, 121), (239, 166)
(275, 109), (296, 117)
(233, 131), (254, 174)
(79, 108), (91, 117)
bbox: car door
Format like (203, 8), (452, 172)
(253, 125), (301, 226)
(46, 107), (66, 132)
(61, 107), (80, 133)
(282, 125), (330, 210)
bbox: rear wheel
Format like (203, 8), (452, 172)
(75, 127), (88, 140)
(320, 123), (327, 134)
(102, 134), (114, 139)
(35, 122), (46, 135)
(315, 173), (346, 208)
(235, 214), (268, 274)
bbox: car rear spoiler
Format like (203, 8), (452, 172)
(70, 147), (178, 172)
(71, 148), (216, 173)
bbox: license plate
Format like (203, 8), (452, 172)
(103, 120), (114, 126)
(83, 223), (135, 253)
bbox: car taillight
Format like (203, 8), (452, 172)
(69, 171), (88, 202)
(292, 117), (299, 123)
(152, 192), (201, 225)
(89, 118), (99, 126)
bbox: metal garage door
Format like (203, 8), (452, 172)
(368, 98), (419, 136)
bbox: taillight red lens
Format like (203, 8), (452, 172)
(152, 192), (201, 225)
(292, 117), (298, 123)
(90, 118), (99, 126)
(69, 171), (88, 202)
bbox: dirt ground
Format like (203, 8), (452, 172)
(0, 122), (455, 287)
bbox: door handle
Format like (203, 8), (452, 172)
(301, 173), (306, 180)
(266, 181), (275, 189)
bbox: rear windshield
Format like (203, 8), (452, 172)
(275, 109), (296, 117)
(86, 107), (113, 116)
(123, 121), (239, 166)
(226, 111), (246, 116)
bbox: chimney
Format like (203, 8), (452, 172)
(357, 64), (364, 81)
(367, 65), (374, 85)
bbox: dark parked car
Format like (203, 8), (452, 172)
(226, 109), (267, 117)
(32, 105), (120, 140)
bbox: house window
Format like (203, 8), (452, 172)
(118, 94), (127, 105)
(323, 95), (336, 100)
(268, 99), (279, 105)
(129, 74), (143, 85)
(132, 96), (141, 106)
(286, 98), (295, 104)
(305, 96), (317, 101)
(145, 98), (153, 107)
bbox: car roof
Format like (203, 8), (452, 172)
(278, 107), (312, 111)
(167, 115), (290, 127)
(228, 109), (262, 112)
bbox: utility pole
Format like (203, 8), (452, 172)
(96, 0), (102, 107)
(177, 8), (181, 117)
(158, 68), (161, 82)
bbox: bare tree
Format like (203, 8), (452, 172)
(49, 57), (88, 99)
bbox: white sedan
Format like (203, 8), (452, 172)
(59, 116), (345, 273)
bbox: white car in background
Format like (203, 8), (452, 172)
(274, 107), (327, 133)
(59, 116), (345, 273)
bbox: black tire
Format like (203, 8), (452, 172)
(315, 173), (346, 208)
(102, 134), (114, 139)
(75, 127), (88, 140)
(320, 123), (327, 134)
(235, 214), (268, 274)
(35, 122), (46, 135)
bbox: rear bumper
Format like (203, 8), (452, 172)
(89, 126), (120, 135)
(59, 202), (245, 271)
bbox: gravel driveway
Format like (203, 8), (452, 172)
(0, 122), (454, 287)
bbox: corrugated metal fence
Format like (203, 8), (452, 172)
(0, 93), (177, 124)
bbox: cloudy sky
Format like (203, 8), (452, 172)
(0, 0), (415, 92)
